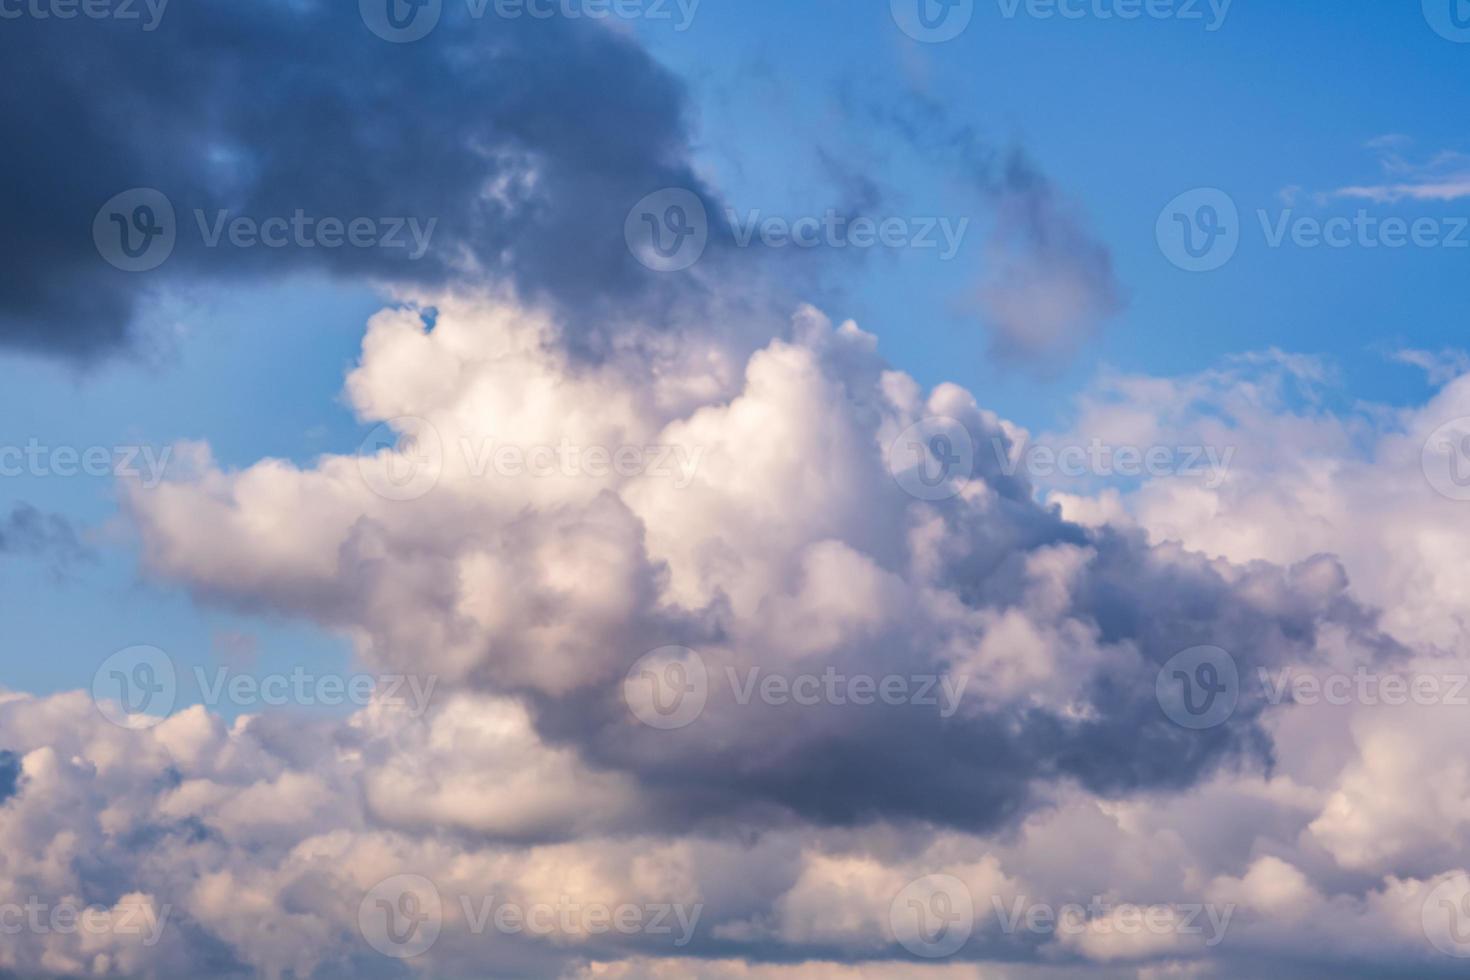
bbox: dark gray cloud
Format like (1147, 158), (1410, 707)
(556, 501), (1390, 838)
(0, 0), (746, 359)
(971, 152), (1127, 363)
(123, 306), (1403, 843)
(0, 503), (93, 569)
(848, 88), (1127, 365)
(273, 401), (1390, 842)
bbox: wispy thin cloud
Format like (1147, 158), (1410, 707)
(1333, 142), (1470, 202)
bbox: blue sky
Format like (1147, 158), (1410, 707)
(633, 0), (1470, 410)
(4, 1), (1468, 710)
(0, 280), (378, 705)
(8, 4), (1470, 976)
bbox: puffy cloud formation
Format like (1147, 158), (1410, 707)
(6, 3), (1463, 976)
(0, 294), (1439, 976)
(126, 298), (1399, 837)
(1040, 351), (1470, 886)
